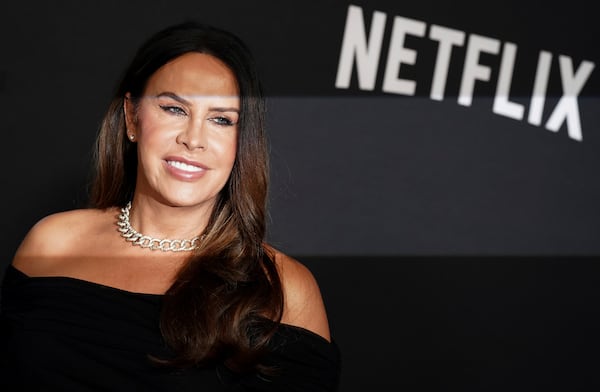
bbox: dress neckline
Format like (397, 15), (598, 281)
(7, 263), (164, 298)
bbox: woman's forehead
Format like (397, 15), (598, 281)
(145, 52), (240, 101)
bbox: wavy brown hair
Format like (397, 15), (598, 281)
(89, 21), (283, 371)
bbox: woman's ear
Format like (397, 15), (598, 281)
(124, 93), (137, 140)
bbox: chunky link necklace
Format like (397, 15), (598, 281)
(117, 201), (201, 252)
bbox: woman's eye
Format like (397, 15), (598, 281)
(209, 116), (235, 126)
(159, 105), (187, 116)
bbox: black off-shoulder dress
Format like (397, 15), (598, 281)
(0, 265), (340, 391)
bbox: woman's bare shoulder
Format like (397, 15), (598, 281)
(266, 245), (332, 342)
(12, 208), (117, 273)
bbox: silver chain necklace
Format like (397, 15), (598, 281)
(117, 201), (201, 252)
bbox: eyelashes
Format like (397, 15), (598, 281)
(160, 105), (187, 116)
(209, 116), (236, 126)
(159, 105), (237, 126)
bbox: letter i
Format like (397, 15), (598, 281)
(527, 51), (552, 126)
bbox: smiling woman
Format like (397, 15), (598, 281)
(0, 21), (340, 391)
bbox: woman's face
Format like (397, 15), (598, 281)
(126, 52), (240, 211)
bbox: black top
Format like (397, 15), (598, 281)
(0, 265), (340, 391)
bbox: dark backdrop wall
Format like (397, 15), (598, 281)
(1, 1), (599, 391)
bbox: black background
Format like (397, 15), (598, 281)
(1, 1), (599, 390)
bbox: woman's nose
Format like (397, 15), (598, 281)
(176, 119), (207, 150)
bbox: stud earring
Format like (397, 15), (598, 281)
(128, 134), (135, 141)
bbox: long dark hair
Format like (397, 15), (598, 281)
(90, 21), (283, 371)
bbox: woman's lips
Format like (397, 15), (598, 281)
(163, 157), (208, 180)
(166, 160), (203, 172)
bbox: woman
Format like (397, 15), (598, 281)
(0, 21), (340, 391)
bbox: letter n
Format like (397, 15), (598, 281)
(335, 5), (387, 90)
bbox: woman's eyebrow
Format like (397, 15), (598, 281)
(209, 107), (240, 114)
(156, 91), (192, 105)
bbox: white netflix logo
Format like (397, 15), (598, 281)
(335, 5), (595, 142)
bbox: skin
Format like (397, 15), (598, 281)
(11, 52), (331, 342)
